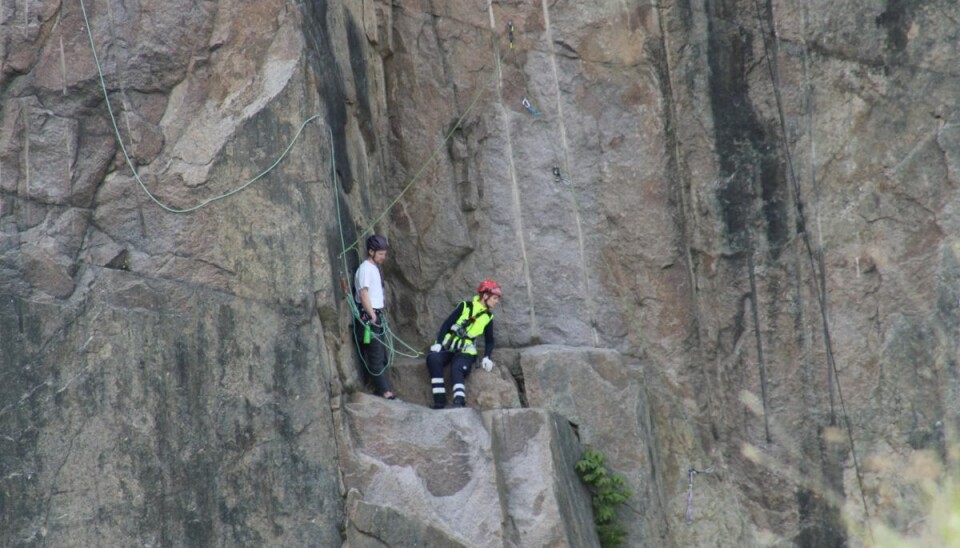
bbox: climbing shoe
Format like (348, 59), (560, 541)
(431, 402), (446, 410)
(452, 396), (466, 408)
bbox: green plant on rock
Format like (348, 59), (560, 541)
(575, 448), (632, 548)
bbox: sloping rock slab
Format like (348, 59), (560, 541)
(339, 395), (597, 547)
(520, 345), (663, 545)
(520, 344), (754, 546)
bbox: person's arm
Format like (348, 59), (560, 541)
(359, 287), (377, 324)
(356, 262), (379, 324)
(482, 321), (495, 358)
(435, 302), (466, 344)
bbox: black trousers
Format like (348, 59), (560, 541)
(425, 350), (475, 406)
(354, 317), (392, 396)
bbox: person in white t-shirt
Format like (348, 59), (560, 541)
(353, 234), (395, 399)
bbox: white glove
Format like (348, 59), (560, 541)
(481, 357), (494, 372)
(430, 343), (442, 353)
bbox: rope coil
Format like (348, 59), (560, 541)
(328, 127), (423, 375)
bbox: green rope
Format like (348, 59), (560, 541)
(329, 44), (511, 361)
(338, 47), (508, 258)
(82, 0), (418, 371)
(330, 35), (511, 375)
(329, 128), (422, 378)
(79, 0), (322, 213)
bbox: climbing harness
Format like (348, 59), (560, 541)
(330, 32), (512, 366)
(79, 0), (516, 378)
(78, 0), (322, 213)
(81, 0), (415, 372)
(327, 128), (423, 377)
(325, 30), (514, 373)
(441, 297), (493, 355)
(684, 466), (714, 524)
(449, 284), (499, 355)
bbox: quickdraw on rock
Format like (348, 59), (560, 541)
(553, 166), (568, 184)
(522, 97), (541, 117)
(685, 466), (714, 524)
(507, 21), (515, 49)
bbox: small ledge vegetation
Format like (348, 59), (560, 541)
(575, 448), (632, 548)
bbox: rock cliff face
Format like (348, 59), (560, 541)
(2, 0), (959, 546)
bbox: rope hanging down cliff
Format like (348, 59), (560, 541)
(329, 128), (423, 373)
(336, 48), (507, 259)
(751, 0), (871, 528)
(330, 35), (512, 375)
(330, 33), (513, 371)
(497, 18), (602, 346)
(80, 0), (505, 230)
(78, 0), (323, 214)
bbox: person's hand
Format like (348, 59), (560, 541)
(430, 343), (442, 353)
(481, 357), (494, 372)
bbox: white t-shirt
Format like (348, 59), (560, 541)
(354, 260), (385, 309)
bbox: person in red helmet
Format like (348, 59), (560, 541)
(425, 280), (502, 408)
(354, 234), (395, 400)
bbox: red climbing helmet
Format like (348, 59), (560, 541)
(477, 279), (502, 297)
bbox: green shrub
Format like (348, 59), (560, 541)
(575, 448), (632, 547)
